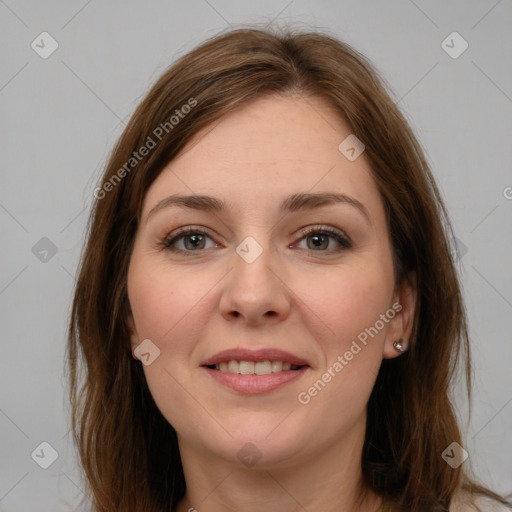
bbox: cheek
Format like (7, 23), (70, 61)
(297, 258), (395, 354)
(127, 248), (234, 393)
(127, 256), (219, 432)
(293, 263), (394, 424)
(128, 259), (214, 349)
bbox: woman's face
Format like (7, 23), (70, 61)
(127, 93), (415, 468)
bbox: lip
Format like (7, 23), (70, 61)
(203, 366), (309, 394)
(200, 348), (310, 367)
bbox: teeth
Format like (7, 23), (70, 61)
(255, 361), (271, 375)
(214, 360), (301, 374)
(271, 361), (282, 372)
(239, 361), (255, 375)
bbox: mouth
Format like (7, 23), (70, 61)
(200, 348), (311, 394)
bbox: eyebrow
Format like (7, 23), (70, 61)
(146, 192), (371, 225)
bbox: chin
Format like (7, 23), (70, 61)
(187, 418), (313, 470)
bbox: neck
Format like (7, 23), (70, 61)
(175, 415), (382, 512)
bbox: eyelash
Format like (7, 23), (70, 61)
(158, 225), (352, 256)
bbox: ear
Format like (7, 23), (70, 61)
(382, 271), (417, 359)
(127, 313), (141, 359)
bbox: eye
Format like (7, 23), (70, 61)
(160, 227), (218, 254)
(159, 225), (352, 256)
(294, 226), (352, 252)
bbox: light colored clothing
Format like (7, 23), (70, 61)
(377, 496), (512, 511)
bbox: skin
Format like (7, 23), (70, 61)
(127, 93), (417, 512)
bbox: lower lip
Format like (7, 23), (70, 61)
(202, 366), (309, 394)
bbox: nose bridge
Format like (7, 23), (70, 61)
(219, 231), (290, 323)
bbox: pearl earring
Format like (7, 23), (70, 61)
(393, 339), (406, 352)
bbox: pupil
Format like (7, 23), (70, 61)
(185, 234), (204, 250)
(309, 234), (327, 250)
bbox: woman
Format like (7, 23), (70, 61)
(67, 27), (511, 512)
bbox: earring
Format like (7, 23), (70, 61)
(393, 339), (406, 352)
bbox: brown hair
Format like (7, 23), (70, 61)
(66, 26), (509, 512)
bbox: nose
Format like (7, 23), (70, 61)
(218, 237), (292, 327)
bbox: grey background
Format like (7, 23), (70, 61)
(1, 0), (511, 510)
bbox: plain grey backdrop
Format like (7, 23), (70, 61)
(1, 0), (511, 510)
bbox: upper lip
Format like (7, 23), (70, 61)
(201, 348), (310, 367)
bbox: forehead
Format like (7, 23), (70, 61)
(141, 93), (383, 221)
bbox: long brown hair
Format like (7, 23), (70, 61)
(66, 26), (509, 512)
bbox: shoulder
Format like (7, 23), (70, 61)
(450, 491), (512, 512)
